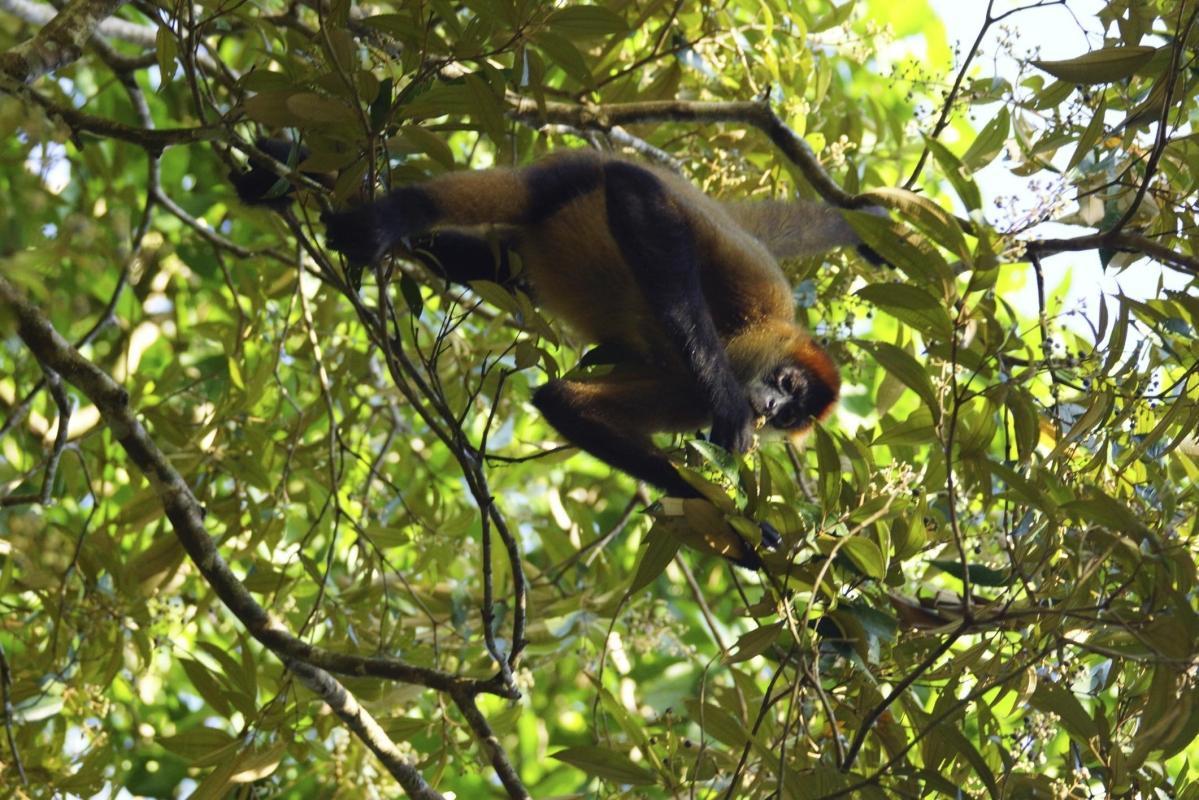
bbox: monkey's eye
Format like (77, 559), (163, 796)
(776, 367), (800, 395)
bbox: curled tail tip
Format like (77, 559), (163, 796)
(856, 243), (889, 268)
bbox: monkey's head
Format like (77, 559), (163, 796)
(733, 327), (841, 443)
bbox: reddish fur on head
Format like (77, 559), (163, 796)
(727, 320), (841, 444)
(781, 336), (841, 446)
(791, 337), (841, 416)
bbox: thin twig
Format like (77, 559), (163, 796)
(0, 274), (515, 699)
(0, 643), (26, 785)
(839, 622), (967, 771)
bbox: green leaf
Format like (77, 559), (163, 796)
(1061, 491), (1150, 537)
(928, 558), (1012, 587)
(534, 31), (594, 86)
(1067, 94), (1107, 171)
(13, 694), (63, 723)
(158, 727), (238, 762)
(400, 84), (474, 120)
(1032, 45), (1157, 84)
(844, 211), (955, 293)
(243, 91), (301, 127)
(464, 73), (507, 144)
(155, 27), (178, 86)
(1005, 389), (1040, 463)
(811, 1), (855, 32)
(468, 279), (521, 315)
(856, 283), (954, 340)
(984, 460), (1055, 512)
(628, 528), (680, 595)
(813, 425), (841, 508)
(380, 716), (432, 741)
(180, 657), (233, 717)
(686, 438), (739, 486)
(859, 341), (940, 421)
(1049, 390), (1113, 458)
(961, 107), (1010, 170)
(841, 537), (886, 580)
(397, 125), (455, 169)
(684, 699), (750, 748)
(866, 186), (971, 266)
(724, 621), (785, 663)
(285, 92), (358, 126)
(893, 513), (927, 560)
(551, 746), (656, 785)
(546, 6), (628, 37)
(1030, 683), (1097, 740)
(937, 725), (1000, 799)
(369, 77), (392, 133)
(925, 138), (983, 211)
(399, 273), (424, 318)
(874, 407), (936, 447)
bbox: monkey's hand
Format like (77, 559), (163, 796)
(708, 392), (757, 454)
(323, 198), (402, 265)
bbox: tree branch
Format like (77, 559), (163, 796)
(0, 274), (516, 701)
(0, 0), (124, 82)
(1, 0), (156, 49)
(1, 80), (220, 148)
(0, 364), (72, 507)
(1025, 230), (1199, 276)
(288, 660), (445, 800)
(507, 94), (861, 208)
(0, 643), (25, 785)
(450, 688), (530, 800)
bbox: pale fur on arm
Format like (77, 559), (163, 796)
(724, 198), (868, 260)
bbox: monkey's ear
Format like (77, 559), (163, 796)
(229, 138), (311, 209)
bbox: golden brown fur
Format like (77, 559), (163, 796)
(312, 149), (865, 567)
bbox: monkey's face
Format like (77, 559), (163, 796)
(747, 358), (840, 440)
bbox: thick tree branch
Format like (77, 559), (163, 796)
(0, 274), (515, 701)
(1, 80), (220, 148)
(450, 688), (530, 800)
(507, 95), (1199, 279)
(1026, 230), (1199, 276)
(288, 661), (444, 800)
(0, 0), (124, 82)
(508, 94), (861, 208)
(0, 0), (156, 48)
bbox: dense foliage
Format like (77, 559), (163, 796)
(2, 0), (1198, 797)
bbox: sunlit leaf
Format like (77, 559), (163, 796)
(551, 746), (656, 785)
(1032, 46), (1157, 84)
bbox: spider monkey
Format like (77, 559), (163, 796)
(235, 141), (877, 567)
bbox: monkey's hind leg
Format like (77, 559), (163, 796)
(533, 376), (704, 500)
(532, 375), (771, 569)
